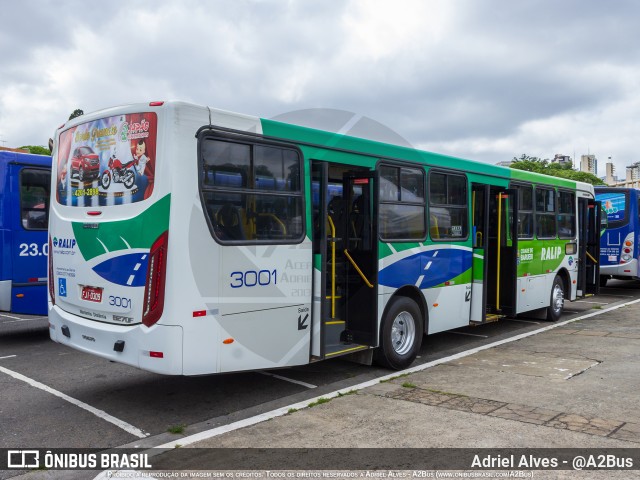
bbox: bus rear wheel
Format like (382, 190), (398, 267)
(374, 296), (423, 370)
(546, 275), (565, 322)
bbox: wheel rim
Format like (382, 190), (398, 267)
(391, 311), (416, 356)
(552, 283), (564, 314)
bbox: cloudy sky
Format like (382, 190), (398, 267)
(1, 0), (638, 176)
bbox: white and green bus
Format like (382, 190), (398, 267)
(48, 101), (600, 375)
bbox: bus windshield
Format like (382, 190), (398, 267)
(596, 189), (628, 228)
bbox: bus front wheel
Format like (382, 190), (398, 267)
(546, 275), (565, 322)
(374, 296), (423, 370)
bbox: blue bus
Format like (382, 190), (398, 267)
(595, 187), (640, 286)
(0, 150), (51, 315)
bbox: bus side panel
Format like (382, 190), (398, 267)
(0, 229), (12, 312)
(378, 244), (472, 334)
(8, 164), (49, 315)
(217, 242), (312, 373)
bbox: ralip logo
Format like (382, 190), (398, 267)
(53, 237), (76, 249)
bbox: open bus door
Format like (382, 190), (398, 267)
(487, 188), (518, 319)
(471, 185), (518, 322)
(342, 171), (378, 346)
(311, 162), (377, 361)
(578, 198), (601, 297)
(470, 184), (489, 322)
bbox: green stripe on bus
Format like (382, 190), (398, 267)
(72, 194), (171, 261)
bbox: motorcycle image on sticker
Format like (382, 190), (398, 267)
(100, 154), (137, 190)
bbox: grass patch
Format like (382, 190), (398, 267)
(401, 382), (417, 388)
(167, 424), (186, 434)
(337, 390), (357, 397)
(287, 408), (299, 414)
(380, 373), (410, 383)
(592, 305), (602, 310)
(308, 397), (331, 408)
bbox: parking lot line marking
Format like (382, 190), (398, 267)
(449, 332), (488, 338)
(0, 355), (17, 360)
(603, 294), (634, 298)
(146, 296), (640, 451)
(0, 313), (23, 320)
(258, 371), (317, 389)
(576, 300), (610, 304)
(3, 318), (46, 324)
(0, 365), (148, 438)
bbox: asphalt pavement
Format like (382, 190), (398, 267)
(7, 292), (640, 479)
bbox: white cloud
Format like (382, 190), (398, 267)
(1, 0), (639, 180)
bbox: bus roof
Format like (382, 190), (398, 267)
(59, 100), (593, 193)
(261, 116), (593, 192)
(0, 150), (51, 168)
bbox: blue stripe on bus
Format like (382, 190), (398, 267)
(92, 253), (149, 287)
(378, 249), (472, 289)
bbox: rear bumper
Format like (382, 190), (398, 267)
(600, 259), (639, 279)
(49, 304), (183, 375)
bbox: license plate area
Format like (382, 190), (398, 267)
(81, 285), (103, 303)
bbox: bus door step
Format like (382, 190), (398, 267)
(323, 343), (369, 359)
(470, 313), (504, 325)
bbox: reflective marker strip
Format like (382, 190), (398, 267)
(0, 366), (148, 438)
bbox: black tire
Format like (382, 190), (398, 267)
(374, 296), (423, 370)
(100, 172), (111, 189)
(599, 276), (608, 288)
(546, 275), (565, 322)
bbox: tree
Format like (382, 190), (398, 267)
(510, 154), (605, 185)
(19, 145), (51, 155)
(69, 109), (84, 120)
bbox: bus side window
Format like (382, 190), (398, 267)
(216, 204), (245, 241)
(200, 137), (304, 244)
(20, 168), (50, 230)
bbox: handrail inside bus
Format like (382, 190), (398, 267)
(327, 215), (337, 318)
(496, 193), (503, 311)
(258, 213), (287, 235)
(586, 251), (598, 264)
(344, 249), (374, 288)
(430, 214), (440, 239)
(476, 231), (483, 248)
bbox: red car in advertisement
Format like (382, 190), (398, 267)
(70, 146), (100, 181)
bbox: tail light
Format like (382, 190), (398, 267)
(48, 236), (55, 305)
(142, 231), (168, 327)
(621, 233), (634, 262)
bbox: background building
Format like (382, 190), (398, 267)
(604, 160), (617, 185)
(624, 162), (640, 188)
(552, 154), (573, 167)
(580, 154), (597, 175)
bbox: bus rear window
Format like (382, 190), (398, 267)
(56, 112), (157, 206)
(596, 190), (628, 228)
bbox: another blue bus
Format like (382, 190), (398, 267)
(595, 187), (640, 287)
(0, 150), (51, 315)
